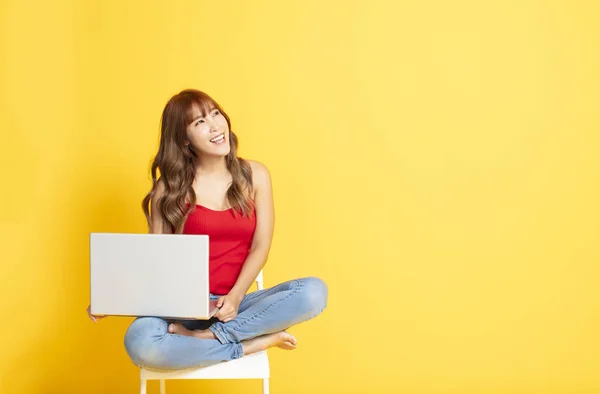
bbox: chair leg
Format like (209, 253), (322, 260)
(263, 378), (269, 394)
(160, 379), (166, 394)
(140, 379), (147, 394)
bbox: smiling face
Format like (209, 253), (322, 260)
(185, 103), (231, 158)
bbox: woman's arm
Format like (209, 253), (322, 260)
(229, 160), (275, 299)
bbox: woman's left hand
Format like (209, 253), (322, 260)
(215, 293), (243, 322)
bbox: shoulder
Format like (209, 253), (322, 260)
(248, 160), (271, 183)
(247, 160), (272, 191)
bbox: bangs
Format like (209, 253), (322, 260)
(186, 98), (217, 124)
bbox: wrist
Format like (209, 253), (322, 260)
(228, 288), (246, 302)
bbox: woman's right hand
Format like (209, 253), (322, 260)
(87, 305), (106, 323)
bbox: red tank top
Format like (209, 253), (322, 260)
(183, 204), (256, 295)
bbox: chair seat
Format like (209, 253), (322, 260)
(141, 351), (270, 380)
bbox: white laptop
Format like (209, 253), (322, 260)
(90, 232), (219, 320)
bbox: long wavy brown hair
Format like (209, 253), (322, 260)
(142, 89), (254, 234)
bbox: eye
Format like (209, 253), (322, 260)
(195, 119), (205, 126)
(213, 110), (220, 116)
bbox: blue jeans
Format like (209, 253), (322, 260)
(123, 277), (328, 371)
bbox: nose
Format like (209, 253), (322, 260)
(207, 116), (219, 131)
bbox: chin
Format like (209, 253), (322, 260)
(218, 147), (231, 157)
(201, 143), (230, 157)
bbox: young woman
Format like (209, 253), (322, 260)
(86, 89), (328, 370)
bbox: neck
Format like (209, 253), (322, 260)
(196, 155), (229, 175)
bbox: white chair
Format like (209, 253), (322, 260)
(139, 270), (270, 394)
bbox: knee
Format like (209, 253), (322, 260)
(123, 317), (168, 367)
(298, 277), (328, 314)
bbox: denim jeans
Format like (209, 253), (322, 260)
(123, 277), (328, 371)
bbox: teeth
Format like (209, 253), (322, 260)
(210, 134), (224, 143)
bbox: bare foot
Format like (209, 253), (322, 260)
(242, 331), (297, 356)
(168, 322), (217, 340)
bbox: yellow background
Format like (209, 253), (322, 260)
(1, 1), (599, 393)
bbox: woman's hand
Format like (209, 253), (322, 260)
(87, 305), (106, 323)
(215, 293), (243, 322)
